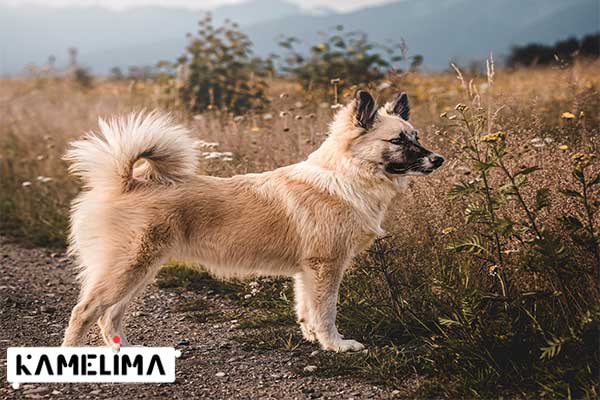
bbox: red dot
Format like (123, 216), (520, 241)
(113, 335), (121, 344)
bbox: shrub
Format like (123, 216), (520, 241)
(178, 15), (271, 114)
(507, 33), (600, 67)
(278, 25), (417, 94)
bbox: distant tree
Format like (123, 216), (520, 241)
(507, 33), (599, 67)
(278, 25), (408, 92)
(178, 14), (270, 114)
(109, 66), (124, 80)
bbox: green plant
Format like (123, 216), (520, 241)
(178, 15), (271, 114)
(278, 25), (413, 94)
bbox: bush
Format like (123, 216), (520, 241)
(507, 33), (600, 67)
(278, 25), (417, 94)
(178, 15), (271, 114)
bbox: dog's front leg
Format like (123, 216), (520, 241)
(300, 259), (365, 352)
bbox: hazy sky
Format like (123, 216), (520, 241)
(0, 0), (393, 12)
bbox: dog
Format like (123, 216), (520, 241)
(62, 90), (443, 352)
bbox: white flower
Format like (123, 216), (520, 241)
(530, 137), (545, 148)
(36, 176), (53, 183)
(195, 140), (220, 149)
(202, 151), (233, 160)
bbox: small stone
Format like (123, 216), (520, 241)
(178, 339), (190, 346)
(303, 365), (318, 373)
(23, 386), (49, 395)
(89, 389), (101, 395)
(40, 305), (55, 313)
(215, 371), (226, 377)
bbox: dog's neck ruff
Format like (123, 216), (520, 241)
(289, 157), (401, 237)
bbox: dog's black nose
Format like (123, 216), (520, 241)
(430, 154), (444, 168)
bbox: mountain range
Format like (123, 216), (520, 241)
(0, 0), (598, 74)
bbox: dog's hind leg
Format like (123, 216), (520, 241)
(63, 224), (171, 348)
(97, 270), (157, 348)
(62, 263), (155, 349)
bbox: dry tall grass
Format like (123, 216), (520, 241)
(1, 61), (599, 397)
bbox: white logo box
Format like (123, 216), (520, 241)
(7, 347), (180, 388)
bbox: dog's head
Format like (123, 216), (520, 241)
(330, 90), (444, 178)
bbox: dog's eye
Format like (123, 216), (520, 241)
(389, 136), (406, 145)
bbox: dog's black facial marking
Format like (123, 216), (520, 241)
(382, 131), (443, 175)
(355, 90), (378, 130)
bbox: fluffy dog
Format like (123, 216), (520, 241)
(62, 90), (443, 352)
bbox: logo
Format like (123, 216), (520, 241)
(7, 347), (180, 389)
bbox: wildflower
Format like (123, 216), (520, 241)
(441, 227), (456, 235)
(481, 132), (505, 143)
(22, 181), (32, 188)
(454, 103), (468, 112)
(488, 265), (499, 276)
(250, 126), (260, 133)
(560, 112), (576, 120)
(558, 144), (569, 150)
(572, 152), (592, 169)
(195, 140), (219, 149)
(530, 137), (545, 148)
(377, 81), (391, 90)
(36, 176), (53, 183)
(202, 151), (233, 160)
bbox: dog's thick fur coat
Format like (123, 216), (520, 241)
(62, 91), (442, 352)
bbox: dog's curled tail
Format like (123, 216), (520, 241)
(65, 111), (198, 192)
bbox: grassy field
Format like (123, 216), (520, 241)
(1, 61), (599, 398)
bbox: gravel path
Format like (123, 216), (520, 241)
(0, 237), (393, 399)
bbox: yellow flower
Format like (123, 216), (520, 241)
(558, 144), (569, 150)
(561, 112), (576, 120)
(481, 132), (505, 143)
(441, 227), (456, 235)
(250, 126), (260, 132)
(572, 152), (585, 161)
(488, 265), (499, 276)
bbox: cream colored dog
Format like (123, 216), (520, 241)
(62, 90), (443, 352)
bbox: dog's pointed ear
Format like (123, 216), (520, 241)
(354, 90), (378, 130)
(387, 92), (410, 120)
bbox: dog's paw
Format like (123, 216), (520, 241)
(300, 323), (317, 342)
(323, 339), (365, 352)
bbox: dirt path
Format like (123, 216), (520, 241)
(0, 237), (392, 399)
